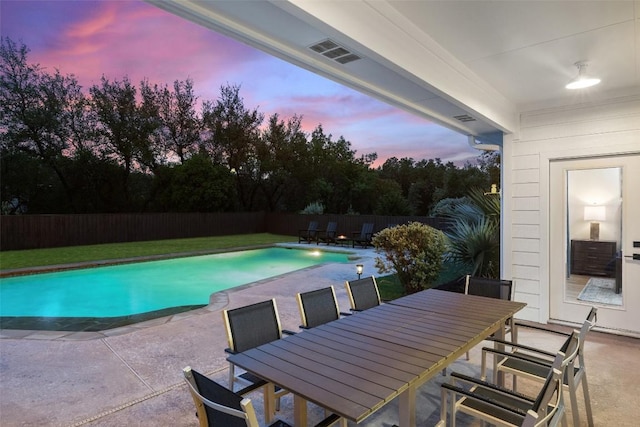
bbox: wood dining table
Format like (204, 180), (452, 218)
(227, 288), (526, 427)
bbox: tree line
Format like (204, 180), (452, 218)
(1, 37), (499, 215)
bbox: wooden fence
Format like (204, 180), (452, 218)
(0, 213), (448, 251)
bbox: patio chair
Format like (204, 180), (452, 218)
(183, 367), (344, 427)
(298, 220), (319, 244)
(433, 274), (467, 294)
(464, 275), (516, 359)
(482, 307), (597, 427)
(316, 221), (338, 245)
(438, 340), (570, 427)
(223, 299), (295, 421)
(351, 222), (374, 248)
(345, 276), (381, 312)
(296, 286), (342, 328)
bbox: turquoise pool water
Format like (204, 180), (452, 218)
(0, 247), (349, 318)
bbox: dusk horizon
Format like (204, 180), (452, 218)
(0, 0), (484, 167)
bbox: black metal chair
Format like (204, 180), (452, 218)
(296, 286), (341, 329)
(351, 223), (374, 248)
(439, 334), (574, 427)
(298, 220), (319, 243)
(482, 307), (597, 427)
(316, 222), (338, 245)
(183, 367), (343, 427)
(345, 276), (381, 312)
(223, 299), (294, 421)
(465, 275), (516, 357)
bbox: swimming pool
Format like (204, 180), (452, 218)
(0, 247), (349, 320)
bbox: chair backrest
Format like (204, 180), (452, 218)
(308, 221), (319, 232)
(183, 366), (258, 427)
(575, 307), (597, 369)
(324, 221), (338, 235)
(583, 306), (597, 333)
(359, 222), (374, 238)
(522, 353), (565, 427)
(296, 286), (340, 328)
(345, 276), (381, 311)
(521, 331), (579, 427)
(434, 275), (467, 293)
(223, 299), (283, 353)
(465, 275), (513, 301)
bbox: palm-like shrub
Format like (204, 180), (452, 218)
(437, 187), (500, 278)
(372, 222), (446, 294)
(300, 201), (324, 214)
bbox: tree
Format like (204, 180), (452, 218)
(1, 37), (90, 212)
(303, 125), (372, 213)
(89, 76), (161, 209)
(377, 157), (416, 197)
(156, 79), (200, 164)
(408, 158), (446, 214)
(373, 179), (412, 215)
(154, 154), (237, 212)
(255, 114), (308, 211)
(201, 84), (264, 210)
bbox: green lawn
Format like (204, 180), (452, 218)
(377, 261), (461, 300)
(0, 233), (295, 270)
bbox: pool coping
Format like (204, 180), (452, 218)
(0, 243), (367, 340)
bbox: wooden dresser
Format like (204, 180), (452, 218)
(570, 240), (617, 277)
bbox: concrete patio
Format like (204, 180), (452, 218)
(1, 245), (638, 426)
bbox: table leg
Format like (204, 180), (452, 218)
(264, 384), (275, 424)
(398, 385), (416, 427)
(294, 394), (308, 426)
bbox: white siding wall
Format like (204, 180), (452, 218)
(504, 95), (640, 322)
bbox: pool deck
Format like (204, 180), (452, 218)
(1, 243), (639, 426)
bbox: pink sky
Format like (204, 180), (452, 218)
(0, 0), (481, 166)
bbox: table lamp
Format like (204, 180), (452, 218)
(584, 205), (605, 240)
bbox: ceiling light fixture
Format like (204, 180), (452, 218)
(565, 61), (601, 89)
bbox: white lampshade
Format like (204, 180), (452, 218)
(584, 205), (606, 221)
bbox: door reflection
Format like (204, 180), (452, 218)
(566, 167), (622, 305)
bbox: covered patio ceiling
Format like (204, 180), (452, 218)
(148, 0), (639, 146)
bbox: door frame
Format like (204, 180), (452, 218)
(548, 154), (640, 336)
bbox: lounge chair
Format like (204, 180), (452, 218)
(351, 222), (374, 248)
(316, 221), (338, 245)
(298, 220), (319, 244)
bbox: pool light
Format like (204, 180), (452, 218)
(356, 264), (363, 279)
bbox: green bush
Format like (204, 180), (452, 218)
(300, 201), (324, 214)
(372, 221), (446, 294)
(436, 187), (500, 278)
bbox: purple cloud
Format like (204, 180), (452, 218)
(0, 0), (482, 166)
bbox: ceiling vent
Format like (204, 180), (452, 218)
(309, 39), (361, 64)
(453, 114), (476, 122)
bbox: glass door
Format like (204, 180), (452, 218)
(549, 154), (640, 335)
